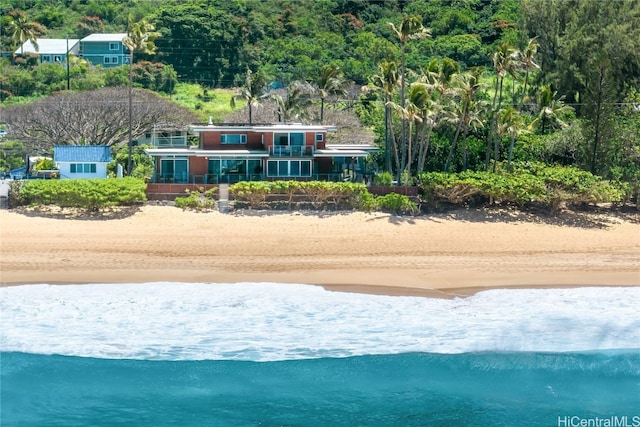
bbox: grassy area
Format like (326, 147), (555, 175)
(166, 83), (246, 122)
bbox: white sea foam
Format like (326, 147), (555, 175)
(1, 283), (638, 361)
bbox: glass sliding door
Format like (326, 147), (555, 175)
(208, 158), (263, 183)
(160, 158), (188, 183)
(266, 160), (312, 177)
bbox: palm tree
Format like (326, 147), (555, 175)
(486, 42), (517, 172)
(365, 59), (400, 174)
(231, 67), (268, 125)
(271, 80), (314, 123)
(507, 37), (540, 168)
(123, 16), (159, 176)
(445, 69), (484, 172)
(8, 10), (46, 57)
(315, 65), (348, 124)
(515, 37), (540, 111)
(530, 85), (573, 135)
(388, 15), (430, 180)
(500, 107), (527, 169)
(390, 82), (430, 182)
(415, 58), (458, 174)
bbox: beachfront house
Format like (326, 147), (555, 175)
(14, 38), (80, 64)
(79, 33), (128, 68)
(144, 121), (377, 184)
(54, 146), (112, 179)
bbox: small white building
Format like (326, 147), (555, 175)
(14, 38), (80, 64)
(54, 146), (112, 179)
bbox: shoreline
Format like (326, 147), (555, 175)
(1, 205), (639, 298)
(2, 272), (639, 299)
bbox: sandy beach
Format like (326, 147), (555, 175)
(1, 205), (639, 298)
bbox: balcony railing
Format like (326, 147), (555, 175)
(269, 145), (314, 157)
(150, 173), (357, 185)
(151, 136), (188, 147)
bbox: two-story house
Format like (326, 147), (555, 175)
(79, 33), (128, 68)
(14, 38), (80, 64)
(144, 121), (377, 184)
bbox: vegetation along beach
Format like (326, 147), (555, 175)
(1, 0), (640, 425)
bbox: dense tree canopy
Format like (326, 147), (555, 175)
(0, 0), (638, 194)
(1, 87), (198, 150)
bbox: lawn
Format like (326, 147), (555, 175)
(166, 83), (245, 122)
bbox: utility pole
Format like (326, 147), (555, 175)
(66, 37), (70, 90)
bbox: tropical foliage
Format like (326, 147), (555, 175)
(1, 0), (639, 209)
(9, 177), (147, 210)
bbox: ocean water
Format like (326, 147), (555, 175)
(1, 283), (639, 426)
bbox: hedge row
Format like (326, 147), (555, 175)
(419, 163), (625, 211)
(9, 177), (147, 210)
(174, 181), (418, 214)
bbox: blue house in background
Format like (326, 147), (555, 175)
(54, 146), (112, 179)
(80, 33), (128, 67)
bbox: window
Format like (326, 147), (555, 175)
(315, 133), (324, 142)
(274, 132), (305, 146)
(53, 55), (62, 63)
(109, 42), (119, 50)
(70, 163), (97, 174)
(160, 158), (188, 183)
(221, 134), (247, 144)
(104, 56), (119, 64)
(41, 55), (51, 62)
(267, 160), (311, 177)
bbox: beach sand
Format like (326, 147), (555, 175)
(1, 205), (639, 298)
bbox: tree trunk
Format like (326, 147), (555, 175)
(492, 77), (505, 173)
(418, 122), (434, 175)
(127, 50), (133, 176)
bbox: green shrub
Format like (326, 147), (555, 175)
(418, 163), (623, 212)
(357, 190), (377, 212)
(175, 187), (217, 210)
(373, 171), (393, 186)
(13, 177), (147, 211)
(229, 181), (271, 208)
(33, 158), (57, 171)
(375, 193), (417, 215)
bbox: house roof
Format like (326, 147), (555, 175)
(15, 39), (80, 55)
(145, 148), (268, 158)
(54, 146), (112, 162)
(189, 123), (337, 133)
(81, 33), (127, 42)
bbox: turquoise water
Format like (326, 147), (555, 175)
(2, 283), (639, 425)
(3, 351), (639, 426)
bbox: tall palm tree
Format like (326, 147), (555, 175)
(507, 37), (539, 169)
(8, 10), (46, 57)
(123, 16), (159, 176)
(500, 106), (527, 169)
(366, 59), (400, 174)
(486, 42), (516, 172)
(315, 64), (348, 124)
(390, 82), (430, 181)
(415, 58), (457, 174)
(231, 67), (268, 125)
(388, 15), (430, 181)
(445, 69), (484, 172)
(515, 37), (540, 112)
(271, 80), (314, 123)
